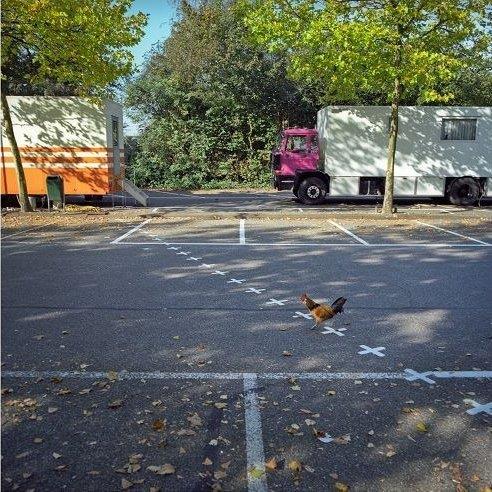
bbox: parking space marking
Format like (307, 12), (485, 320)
(116, 241), (491, 247)
(240, 219), (246, 245)
(3, 369), (491, 381)
(243, 373), (268, 492)
(1, 222), (53, 240)
(404, 368), (436, 384)
(321, 327), (347, 336)
(358, 345), (386, 357)
(328, 219), (370, 245)
(110, 219), (152, 244)
(416, 220), (491, 245)
(265, 298), (288, 306)
(246, 288), (266, 294)
(228, 278), (246, 284)
(293, 311), (313, 319)
(463, 399), (492, 415)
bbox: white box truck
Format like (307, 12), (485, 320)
(271, 106), (491, 205)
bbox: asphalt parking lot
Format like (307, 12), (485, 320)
(2, 194), (492, 492)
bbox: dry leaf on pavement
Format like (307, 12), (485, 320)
(265, 457), (278, 471)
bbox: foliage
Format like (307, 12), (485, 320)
(243, 0), (491, 106)
(125, 0), (317, 190)
(1, 0), (147, 97)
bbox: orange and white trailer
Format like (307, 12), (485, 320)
(1, 96), (126, 201)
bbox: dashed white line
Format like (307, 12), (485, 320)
(239, 219), (246, 245)
(416, 221), (490, 245)
(328, 219), (370, 245)
(110, 219), (152, 244)
(243, 373), (268, 492)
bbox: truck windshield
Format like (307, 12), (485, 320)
(286, 136), (308, 152)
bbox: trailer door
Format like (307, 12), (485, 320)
(111, 116), (120, 175)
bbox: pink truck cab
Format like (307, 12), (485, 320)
(271, 128), (329, 204)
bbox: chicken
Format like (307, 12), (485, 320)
(300, 293), (347, 330)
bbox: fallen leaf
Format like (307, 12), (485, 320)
(187, 413), (202, 427)
(208, 439), (218, 446)
(149, 488), (161, 492)
(367, 430), (375, 435)
(335, 481), (350, 491)
(416, 422), (429, 433)
(15, 451), (31, 459)
(22, 472), (32, 479)
(87, 470), (101, 475)
(57, 388), (71, 396)
(329, 472), (339, 480)
(334, 435), (351, 445)
(108, 399), (123, 409)
(304, 419), (316, 426)
(401, 407), (415, 414)
(214, 402), (227, 409)
(265, 457), (278, 471)
(146, 463), (175, 475)
(179, 447), (186, 455)
(107, 371), (118, 381)
(288, 459), (302, 475)
(385, 451), (396, 458)
(249, 466), (265, 479)
(151, 400), (163, 407)
(121, 478), (133, 490)
(177, 429), (196, 436)
(327, 390), (336, 396)
(34, 437), (43, 444)
(282, 351), (292, 357)
(52, 452), (62, 459)
(48, 407), (58, 414)
(203, 458), (213, 466)
(152, 419), (166, 432)
(214, 470), (227, 480)
(33, 335), (45, 340)
(79, 388), (91, 395)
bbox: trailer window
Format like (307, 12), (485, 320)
(286, 136), (308, 152)
(441, 118), (476, 140)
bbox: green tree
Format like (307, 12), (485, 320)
(1, 0), (147, 211)
(244, 0), (490, 213)
(125, 0), (317, 190)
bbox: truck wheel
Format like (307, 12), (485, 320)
(298, 177), (327, 205)
(448, 177), (481, 206)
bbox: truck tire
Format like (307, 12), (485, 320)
(448, 177), (481, 206)
(298, 177), (327, 205)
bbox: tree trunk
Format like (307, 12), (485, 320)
(381, 77), (401, 214)
(1, 90), (33, 212)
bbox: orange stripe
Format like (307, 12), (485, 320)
(2, 156), (113, 164)
(1, 146), (115, 152)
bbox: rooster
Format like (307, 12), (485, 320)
(300, 293), (347, 330)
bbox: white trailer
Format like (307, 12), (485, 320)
(313, 106), (491, 205)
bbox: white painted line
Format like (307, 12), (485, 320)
(328, 219), (370, 245)
(176, 251), (190, 255)
(404, 368), (435, 384)
(246, 288), (266, 294)
(293, 311), (313, 320)
(151, 207), (159, 212)
(321, 327), (346, 336)
(358, 345), (386, 357)
(463, 399), (492, 415)
(416, 221), (491, 245)
(2, 370), (491, 381)
(186, 257), (202, 261)
(212, 270), (228, 276)
(110, 219), (152, 244)
(167, 246), (180, 250)
(1, 223), (53, 239)
(239, 219), (246, 245)
(243, 373), (268, 492)
(117, 241), (491, 248)
(200, 263), (215, 268)
(265, 298), (288, 306)
(228, 278), (246, 284)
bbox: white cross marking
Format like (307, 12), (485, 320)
(177, 251), (190, 255)
(265, 298), (289, 306)
(321, 327), (347, 336)
(212, 270), (228, 276)
(404, 368), (435, 384)
(186, 257), (202, 261)
(358, 345), (386, 357)
(292, 311), (312, 320)
(153, 237), (161, 240)
(245, 288), (266, 294)
(167, 247), (180, 250)
(463, 399), (492, 415)
(200, 263), (215, 268)
(227, 278), (246, 284)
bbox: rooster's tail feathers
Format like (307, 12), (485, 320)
(331, 296), (347, 314)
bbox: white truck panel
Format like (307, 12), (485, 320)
(317, 106), (491, 186)
(329, 176), (359, 196)
(416, 176), (445, 196)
